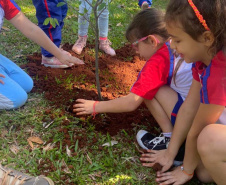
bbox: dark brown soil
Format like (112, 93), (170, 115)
(21, 42), (159, 136)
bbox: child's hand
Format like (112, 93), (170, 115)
(156, 166), (192, 185)
(140, 149), (174, 173)
(0, 74), (5, 84)
(73, 99), (95, 115)
(57, 50), (84, 67)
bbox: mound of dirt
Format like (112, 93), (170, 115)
(21, 42), (159, 136)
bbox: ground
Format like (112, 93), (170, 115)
(22, 42), (160, 137)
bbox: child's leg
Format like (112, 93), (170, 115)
(197, 124), (226, 184)
(0, 55), (33, 93)
(32, 0), (67, 57)
(78, 0), (93, 37)
(98, 3), (109, 38)
(59, 0), (68, 32)
(144, 85), (179, 132)
(0, 55), (33, 109)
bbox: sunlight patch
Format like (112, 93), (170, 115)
(108, 174), (132, 183)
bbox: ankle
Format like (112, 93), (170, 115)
(99, 37), (107, 40)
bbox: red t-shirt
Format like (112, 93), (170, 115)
(0, 0), (20, 20)
(131, 43), (170, 100)
(192, 50), (226, 106)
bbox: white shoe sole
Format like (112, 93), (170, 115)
(42, 64), (70, 69)
(136, 130), (149, 150)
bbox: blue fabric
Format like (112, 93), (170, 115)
(166, 42), (174, 85)
(138, 0), (152, 7)
(171, 93), (183, 126)
(32, 0), (68, 57)
(0, 54), (33, 109)
(78, 0), (109, 37)
(200, 62), (211, 104)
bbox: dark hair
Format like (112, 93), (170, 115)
(126, 8), (169, 43)
(165, 0), (226, 54)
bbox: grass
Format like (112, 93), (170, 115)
(0, 0), (215, 185)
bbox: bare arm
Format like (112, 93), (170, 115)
(9, 12), (84, 66)
(73, 92), (144, 115)
(165, 79), (201, 165)
(182, 103), (225, 174)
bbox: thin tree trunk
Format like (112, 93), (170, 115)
(93, 3), (102, 100)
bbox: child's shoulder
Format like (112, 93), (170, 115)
(0, 0), (20, 20)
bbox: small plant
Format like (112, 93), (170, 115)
(90, 84), (96, 89)
(55, 77), (62, 85)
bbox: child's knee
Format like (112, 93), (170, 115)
(23, 77), (33, 93)
(0, 90), (28, 110)
(197, 125), (215, 155)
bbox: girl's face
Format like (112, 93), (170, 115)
(166, 23), (211, 64)
(132, 35), (159, 60)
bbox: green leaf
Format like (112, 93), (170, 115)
(57, 2), (66, 7)
(43, 18), (51, 26)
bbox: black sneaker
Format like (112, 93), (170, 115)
(136, 130), (184, 166)
(136, 130), (170, 150)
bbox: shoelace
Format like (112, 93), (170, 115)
(101, 39), (112, 46)
(76, 37), (87, 47)
(148, 134), (166, 149)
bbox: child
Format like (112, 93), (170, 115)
(73, 9), (192, 164)
(72, 0), (116, 56)
(138, 0), (152, 10)
(0, 0), (84, 110)
(144, 0), (226, 184)
(32, 0), (70, 68)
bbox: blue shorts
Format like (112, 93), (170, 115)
(171, 93), (183, 126)
(0, 54), (33, 109)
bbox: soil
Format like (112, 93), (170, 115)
(21, 42), (159, 136)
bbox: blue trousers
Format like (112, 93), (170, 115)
(138, 0), (152, 7)
(32, 0), (68, 57)
(0, 55), (33, 110)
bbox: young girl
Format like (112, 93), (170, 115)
(0, 0), (84, 110)
(73, 8), (192, 162)
(144, 0), (226, 184)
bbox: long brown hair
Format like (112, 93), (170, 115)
(126, 8), (169, 43)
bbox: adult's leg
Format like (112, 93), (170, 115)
(197, 124), (226, 184)
(0, 55), (33, 109)
(144, 85), (178, 132)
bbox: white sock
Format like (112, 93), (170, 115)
(163, 132), (172, 138)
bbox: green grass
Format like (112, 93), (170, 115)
(0, 0), (215, 184)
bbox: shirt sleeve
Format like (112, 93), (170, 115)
(204, 57), (226, 105)
(1, 0), (21, 20)
(130, 56), (169, 100)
